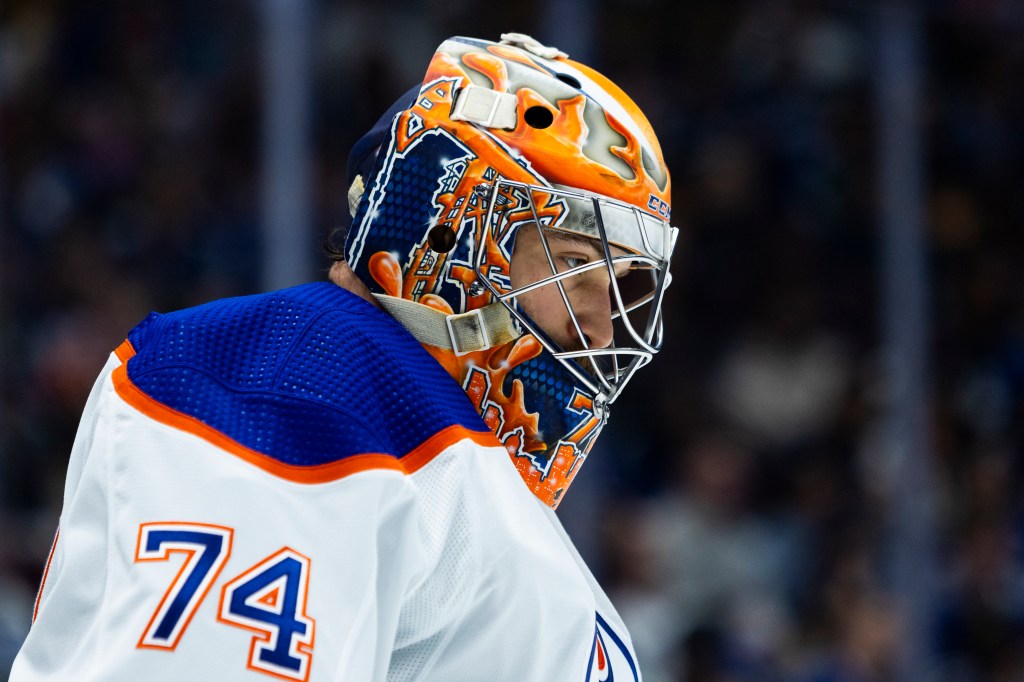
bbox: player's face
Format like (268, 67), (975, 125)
(510, 225), (628, 351)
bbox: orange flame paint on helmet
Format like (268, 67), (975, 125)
(345, 35), (678, 507)
(436, 38), (670, 219)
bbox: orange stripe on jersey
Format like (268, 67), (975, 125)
(111, 340), (498, 483)
(115, 339), (135, 363)
(401, 427), (501, 473)
(32, 527), (60, 622)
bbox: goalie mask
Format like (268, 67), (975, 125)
(344, 34), (678, 507)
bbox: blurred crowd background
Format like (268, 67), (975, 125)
(2, 1), (1023, 680)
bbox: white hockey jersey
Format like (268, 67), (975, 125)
(12, 282), (641, 681)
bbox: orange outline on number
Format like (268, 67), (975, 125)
(134, 522), (235, 651)
(217, 547), (316, 682)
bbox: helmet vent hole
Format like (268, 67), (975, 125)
(556, 73), (582, 89)
(427, 225), (457, 253)
(524, 106), (554, 129)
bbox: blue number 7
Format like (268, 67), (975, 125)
(135, 523), (234, 650)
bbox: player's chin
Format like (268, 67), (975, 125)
(557, 337), (589, 352)
(552, 335), (587, 354)
(558, 330), (611, 355)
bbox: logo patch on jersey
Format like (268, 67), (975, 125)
(585, 614), (640, 682)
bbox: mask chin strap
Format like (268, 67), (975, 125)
(450, 84), (518, 130)
(373, 294), (520, 355)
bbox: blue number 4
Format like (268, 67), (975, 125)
(219, 548), (315, 682)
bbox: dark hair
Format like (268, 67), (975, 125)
(323, 85), (422, 264)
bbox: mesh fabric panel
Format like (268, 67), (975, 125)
(125, 282), (491, 466)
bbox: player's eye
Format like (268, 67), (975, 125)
(564, 256), (587, 269)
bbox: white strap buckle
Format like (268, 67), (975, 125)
(446, 308), (491, 356)
(499, 33), (568, 60)
(450, 84), (518, 130)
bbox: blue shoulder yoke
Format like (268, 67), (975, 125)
(125, 282), (489, 467)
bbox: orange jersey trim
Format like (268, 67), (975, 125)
(32, 527), (60, 622)
(112, 340), (499, 484)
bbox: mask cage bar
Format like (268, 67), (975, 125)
(594, 198), (670, 356)
(477, 179), (677, 404)
(528, 193), (593, 357)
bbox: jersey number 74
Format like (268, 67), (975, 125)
(135, 522), (315, 682)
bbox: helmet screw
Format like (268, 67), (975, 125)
(468, 280), (485, 297)
(427, 225), (457, 252)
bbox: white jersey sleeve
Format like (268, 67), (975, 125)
(14, 349), (428, 681)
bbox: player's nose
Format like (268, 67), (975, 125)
(570, 278), (614, 349)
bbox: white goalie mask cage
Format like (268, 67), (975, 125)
(481, 179), (679, 408)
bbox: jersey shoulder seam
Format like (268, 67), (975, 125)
(112, 340), (497, 483)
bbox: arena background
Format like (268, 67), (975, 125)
(2, 1), (1023, 680)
